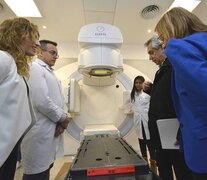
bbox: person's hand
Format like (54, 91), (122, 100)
(59, 116), (71, 129)
(143, 81), (152, 91)
(54, 123), (64, 137)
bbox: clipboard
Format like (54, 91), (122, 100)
(156, 118), (180, 149)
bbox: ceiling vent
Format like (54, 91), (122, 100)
(141, 5), (160, 19)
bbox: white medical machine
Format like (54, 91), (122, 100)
(61, 23), (141, 154)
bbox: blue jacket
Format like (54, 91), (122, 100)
(166, 32), (207, 173)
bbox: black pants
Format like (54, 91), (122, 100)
(138, 122), (155, 160)
(23, 170), (50, 180)
(156, 149), (193, 180)
(0, 142), (19, 180)
(17, 145), (22, 162)
(23, 164), (53, 180)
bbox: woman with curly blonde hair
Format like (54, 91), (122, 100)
(0, 17), (39, 180)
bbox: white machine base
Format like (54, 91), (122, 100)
(80, 124), (120, 140)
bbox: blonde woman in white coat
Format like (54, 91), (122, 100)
(0, 18), (39, 180)
(131, 76), (156, 173)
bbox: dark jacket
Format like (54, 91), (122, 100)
(148, 58), (176, 149)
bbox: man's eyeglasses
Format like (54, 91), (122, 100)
(42, 49), (59, 58)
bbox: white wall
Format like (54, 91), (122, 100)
(124, 59), (158, 81)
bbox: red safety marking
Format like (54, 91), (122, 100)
(87, 166), (135, 176)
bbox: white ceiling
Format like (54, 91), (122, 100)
(0, 0), (207, 64)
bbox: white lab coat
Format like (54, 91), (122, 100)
(132, 91), (150, 139)
(0, 51), (35, 167)
(21, 59), (67, 174)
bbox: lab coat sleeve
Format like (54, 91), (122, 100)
(144, 94), (150, 107)
(28, 63), (66, 123)
(0, 52), (12, 83)
(165, 33), (207, 104)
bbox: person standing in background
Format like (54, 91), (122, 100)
(0, 17), (39, 180)
(144, 35), (193, 180)
(131, 75), (156, 173)
(21, 40), (71, 180)
(155, 7), (207, 180)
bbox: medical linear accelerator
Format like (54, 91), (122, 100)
(54, 23), (152, 155)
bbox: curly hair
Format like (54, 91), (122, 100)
(0, 17), (39, 77)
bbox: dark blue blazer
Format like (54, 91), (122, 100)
(166, 32), (207, 173)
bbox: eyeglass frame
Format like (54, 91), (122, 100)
(41, 48), (59, 58)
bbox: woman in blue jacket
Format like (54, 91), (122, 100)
(155, 7), (207, 180)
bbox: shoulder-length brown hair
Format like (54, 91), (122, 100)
(0, 17), (39, 77)
(155, 7), (207, 44)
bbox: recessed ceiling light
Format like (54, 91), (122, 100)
(147, 29), (152, 33)
(4, 0), (42, 17)
(169, 0), (201, 12)
(42, 25), (47, 29)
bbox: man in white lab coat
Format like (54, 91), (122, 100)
(21, 40), (70, 180)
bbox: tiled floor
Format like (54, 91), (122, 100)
(14, 156), (73, 180)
